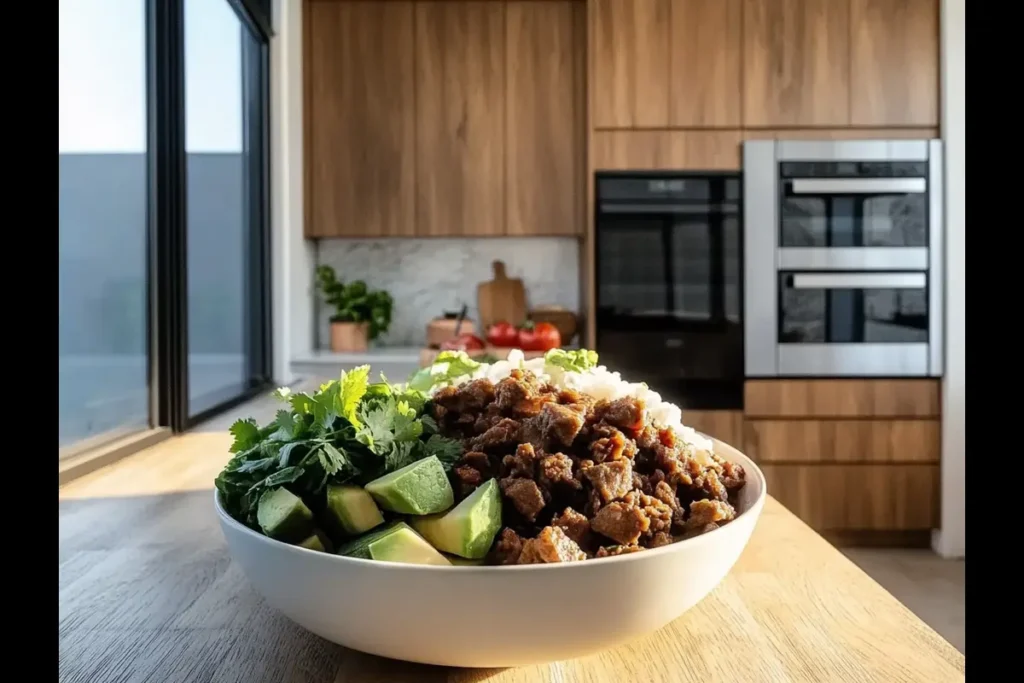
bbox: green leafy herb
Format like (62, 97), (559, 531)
(215, 366), (464, 529)
(544, 348), (599, 373)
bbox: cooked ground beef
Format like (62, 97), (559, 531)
(517, 526), (587, 564)
(438, 370), (747, 563)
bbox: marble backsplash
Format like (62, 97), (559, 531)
(315, 238), (581, 348)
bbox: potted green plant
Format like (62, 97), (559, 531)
(315, 265), (394, 352)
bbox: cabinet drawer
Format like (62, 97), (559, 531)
(744, 380), (940, 418)
(745, 420), (939, 463)
(761, 464), (939, 531)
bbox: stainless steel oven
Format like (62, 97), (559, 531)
(744, 140), (943, 377)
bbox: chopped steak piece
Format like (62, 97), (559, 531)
(694, 469), (729, 502)
(551, 507), (591, 547)
(591, 500), (650, 545)
(502, 443), (540, 479)
(686, 499), (736, 530)
(433, 379), (496, 414)
(453, 464), (482, 495)
(718, 459), (747, 492)
(596, 397), (646, 433)
(534, 402), (586, 448)
(557, 388), (582, 404)
(500, 477), (547, 522)
(462, 450), (494, 474)
(649, 531), (674, 548)
(471, 418), (520, 452)
(539, 453), (581, 491)
(595, 544), (643, 558)
(655, 446), (694, 488)
(517, 526), (587, 564)
(653, 480), (681, 512)
(636, 425), (660, 451)
(582, 459), (634, 504)
(472, 405), (505, 435)
(620, 491), (673, 537)
(589, 427), (636, 463)
(494, 375), (531, 412)
(491, 528), (524, 565)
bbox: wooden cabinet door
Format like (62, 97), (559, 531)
(592, 0), (671, 129)
(305, 1), (416, 238)
(742, 0), (850, 127)
(505, 1), (582, 236)
(850, 0), (939, 126)
(415, 2), (505, 237)
(669, 0), (742, 128)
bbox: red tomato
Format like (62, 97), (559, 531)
(517, 322), (561, 352)
(486, 321), (519, 348)
(440, 333), (486, 351)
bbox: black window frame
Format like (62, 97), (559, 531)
(147, 0), (273, 433)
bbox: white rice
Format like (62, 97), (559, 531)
(436, 350), (716, 460)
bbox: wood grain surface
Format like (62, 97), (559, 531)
(59, 433), (964, 682)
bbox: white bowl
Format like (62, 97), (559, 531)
(215, 438), (766, 668)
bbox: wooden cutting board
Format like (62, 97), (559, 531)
(477, 260), (527, 329)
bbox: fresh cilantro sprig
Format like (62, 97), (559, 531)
(214, 365), (463, 527)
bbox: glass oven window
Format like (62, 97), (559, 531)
(597, 218), (667, 315)
(780, 193), (927, 248)
(778, 272), (928, 343)
(669, 219), (712, 320)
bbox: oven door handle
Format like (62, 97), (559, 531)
(787, 178), (926, 195)
(788, 273), (927, 289)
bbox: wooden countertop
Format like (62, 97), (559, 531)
(59, 433), (965, 683)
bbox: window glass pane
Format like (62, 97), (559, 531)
(58, 0), (149, 449)
(184, 0), (256, 415)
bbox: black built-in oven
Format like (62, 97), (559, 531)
(594, 172), (742, 409)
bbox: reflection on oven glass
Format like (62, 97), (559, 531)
(863, 195), (928, 247)
(780, 198), (828, 247)
(598, 224), (666, 314)
(780, 194), (927, 248)
(780, 288), (825, 342)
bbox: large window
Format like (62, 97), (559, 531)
(184, 0), (270, 417)
(58, 0), (271, 456)
(58, 0), (150, 449)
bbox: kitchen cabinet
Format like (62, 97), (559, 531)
(850, 0), (940, 126)
(415, 1), (506, 237)
(760, 464), (939, 531)
(505, 1), (583, 236)
(305, 1), (416, 238)
(743, 379), (941, 538)
(669, 0), (743, 128)
(591, 0), (671, 129)
(591, 130), (742, 170)
(742, 0), (850, 127)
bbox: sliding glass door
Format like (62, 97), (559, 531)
(58, 0), (272, 455)
(183, 0), (270, 419)
(58, 0), (151, 452)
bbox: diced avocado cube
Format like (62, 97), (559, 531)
(297, 533), (326, 552)
(445, 555), (485, 566)
(257, 487), (314, 543)
(363, 456), (454, 515)
(368, 527), (452, 566)
(323, 485), (385, 537)
(410, 478), (502, 560)
(336, 521), (410, 559)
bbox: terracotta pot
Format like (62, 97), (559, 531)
(330, 321), (369, 353)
